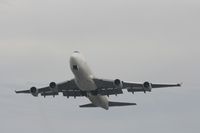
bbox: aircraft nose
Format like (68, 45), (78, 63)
(70, 51), (82, 64)
(70, 52), (81, 66)
(70, 55), (77, 65)
(73, 51), (80, 53)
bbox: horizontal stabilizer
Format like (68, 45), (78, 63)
(79, 103), (97, 108)
(79, 101), (136, 108)
(108, 101), (136, 107)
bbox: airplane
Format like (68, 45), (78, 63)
(15, 51), (182, 110)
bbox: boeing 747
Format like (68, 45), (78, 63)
(16, 51), (181, 110)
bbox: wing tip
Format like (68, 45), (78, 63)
(15, 90), (22, 94)
(177, 82), (183, 87)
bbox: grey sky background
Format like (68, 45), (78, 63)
(0, 0), (200, 133)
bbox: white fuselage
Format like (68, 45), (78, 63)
(70, 52), (109, 110)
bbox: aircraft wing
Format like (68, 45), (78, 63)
(15, 79), (86, 97)
(93, 78), (181, 94)
(16, 78), (181, 97)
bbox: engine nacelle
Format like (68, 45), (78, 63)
(143, 81), (152, 91)
(30, 87), (38, 97)
(49, 82), (58, 93)
(114, 79), (123, 89)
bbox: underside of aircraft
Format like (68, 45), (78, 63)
(16, 51), (182, 110)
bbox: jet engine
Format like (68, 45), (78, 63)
(49, 82), (58, 93)
(114, 79), (123, 89)
(30, 87), (38, 97)
(143, 81), (152, 91)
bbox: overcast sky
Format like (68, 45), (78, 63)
(0, 0), (200, 133)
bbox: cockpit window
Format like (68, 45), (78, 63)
(73, 65), (79, 71)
